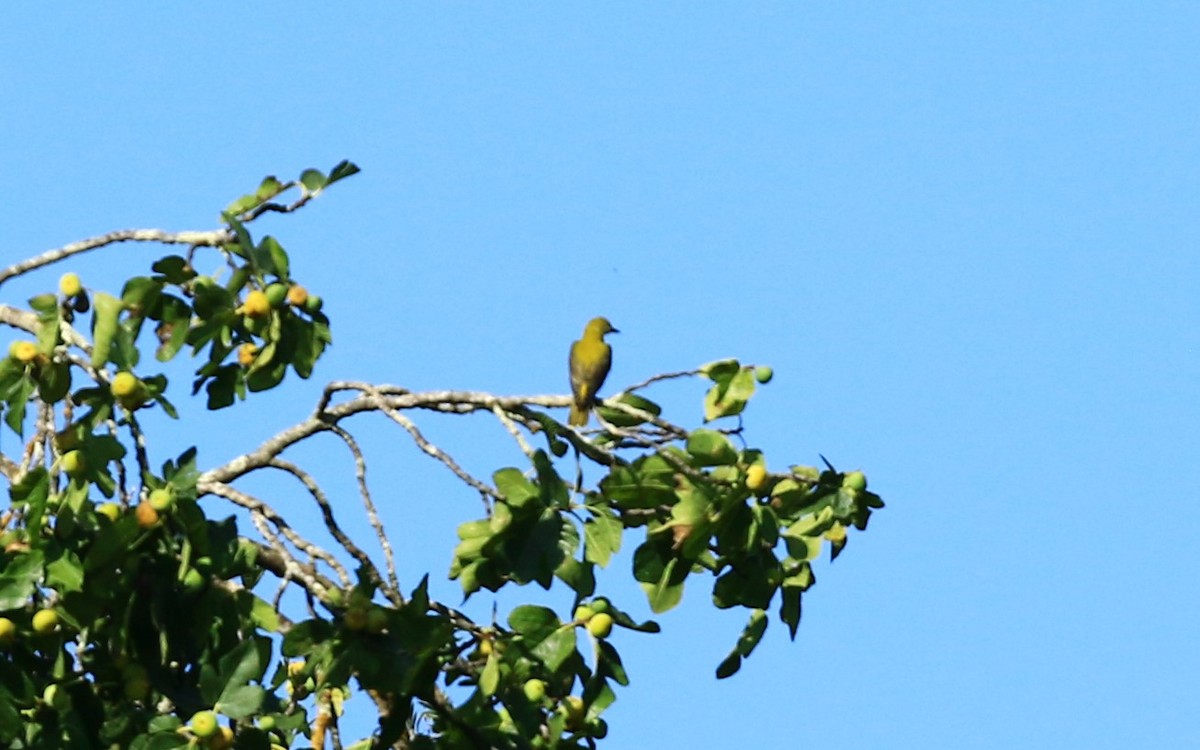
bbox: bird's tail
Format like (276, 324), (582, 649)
(568, 403), (588, 426)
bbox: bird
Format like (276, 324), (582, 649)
(568, 317), (618, 426)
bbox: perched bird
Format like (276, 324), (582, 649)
(568, 317), (618, 426)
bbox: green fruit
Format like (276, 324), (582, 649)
(754, 366), (774, 384)
(147, 488), (174, 512)
(31, 608), (58, 635)
(588, 718), (609, 739)
(586, 612), (614, 638)
(258, 715), (277, 731)
(589, 598), (611, 615)
(302, 294), (323, 314)
(61, 450), (87, 478)
(265, 283), (289, 308)
(123, 673), (151, 701)
(573, 605), (594, 623)
(365, 607), (388, 634)
(842, 471), (867, 492)
(0, 617), (16, 646)
(550, 439), (569, 457)
(523, 678), (547, 702)
(343, 607), (368, 631)
(189, 710), (219, 739)
(182, 568), (206, 595)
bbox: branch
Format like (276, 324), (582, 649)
(0, 228), (231, 287)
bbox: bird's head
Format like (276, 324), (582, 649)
(585, 316), (619, 339)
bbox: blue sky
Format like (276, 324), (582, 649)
(3, 4), (1198, 748)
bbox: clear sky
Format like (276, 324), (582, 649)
(3, 4), (1197, 748)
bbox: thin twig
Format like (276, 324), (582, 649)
(327, 425), (401, 599)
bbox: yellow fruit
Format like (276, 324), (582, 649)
(61, 450), (87, 478)
(147, 488), (174, 512)
(746, 464), (768, 492)
(586, 612), (614, 639)
(134, 502), (159, 528)
(111, 371), (138, 397)
(286, 284), (308, 307)
(560, 696), (586, 729)
(10, 340), (38, 364)
(208, 725), (235, 750)
(0, 617), (16, 646)
(59, 272), (82, 297)
(237, 342), (258, 367)
(573, 605), (594, 624)
(523, 678), (546, 702)
(242, 289), (271, 318)
(842, 471), (867, 492)
(31, 608), (58, 635)
(96, 503), (121, 522)
(189, 710), (219, 739)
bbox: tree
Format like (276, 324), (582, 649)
(0, 162), (884, 749)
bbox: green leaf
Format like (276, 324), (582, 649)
(685, 429), (738, 466)
(633, 542), (686, 614)
(507, 605), (559, 639)
(150, 256), (196, 285)
(715, 652), (741, 679)
(734, 609), (768, 658)
(327, 160), (361, 184)
(0, 548), (44, 610)
(4, 376), (34, 435)
(494, 468), (538, 510)
(700, 359), (740, 381)
(90, 291), (123, 367)
(35, 359), (71, 403)
(779, 585), (802, 640)
(532, 627), (577, 673)
(599, 464), (676, 510)
(583, 509), (622, 567)
(216, 684), (265, 719)
(595, 392), (662, 427)
(479, 653), (500, 697)
(255, 236), (287, 277)
(45, 548), (84, 593)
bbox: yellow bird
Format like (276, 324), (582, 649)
(568, 317), (618, 426)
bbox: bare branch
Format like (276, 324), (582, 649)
(266, 455), (397, 604)
(327, 425), (401, 599)
(198, 479), (352, 588)
(0, 228), (231, 287)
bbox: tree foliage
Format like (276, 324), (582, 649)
(0, 163), (883, 749)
